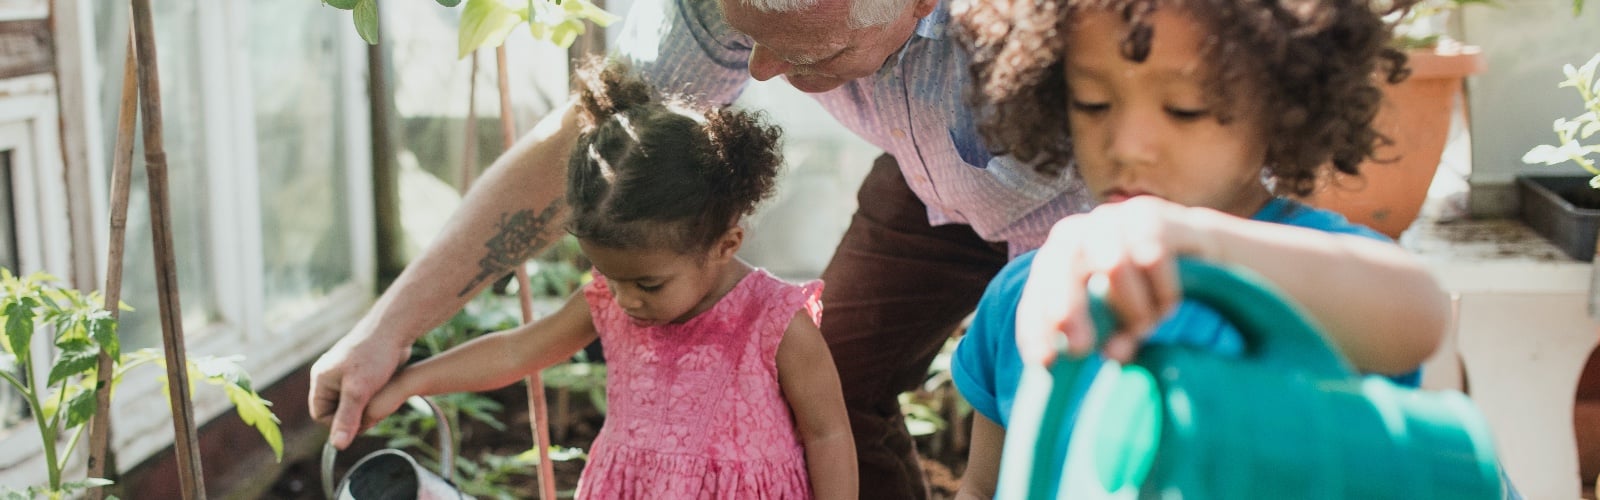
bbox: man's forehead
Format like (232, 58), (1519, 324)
(719, 0), (853, 30)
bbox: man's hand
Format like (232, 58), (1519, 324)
(309, 328), (410, 449)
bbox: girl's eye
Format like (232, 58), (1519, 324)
(637, 283), (663, 292)
(1165, 106), (1211, 121)
(1069, 100), (1109, 114)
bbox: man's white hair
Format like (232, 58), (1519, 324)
(743, 0), (916, 29)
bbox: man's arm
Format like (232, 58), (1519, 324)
(310, 102), (582, 449)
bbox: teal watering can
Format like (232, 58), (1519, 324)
(998, 258), (1504, 499)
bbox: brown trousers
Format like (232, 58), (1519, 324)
(820, 154), (1009, 499)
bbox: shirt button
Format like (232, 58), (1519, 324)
(891, 129), (907, 139)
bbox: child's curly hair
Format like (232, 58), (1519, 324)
(955, 0), (1414, 196)
(567, 57), (784, 254)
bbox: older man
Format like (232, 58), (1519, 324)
(309, 0), (1088, 497)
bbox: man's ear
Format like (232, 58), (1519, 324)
(712, 227), (745, 262)
(913, 0), (938, 19)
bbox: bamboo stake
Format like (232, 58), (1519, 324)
(460, 51), (479, 193)
(85, 27), (139, 500)
(497, 45), (557, 500)
(130, 0), (206, 497)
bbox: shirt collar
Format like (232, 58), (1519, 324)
(914, 0), (951, 40)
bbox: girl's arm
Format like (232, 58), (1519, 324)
(954, 413), (1006, 500)
(1018, 197), (1448, 375)
(775, 311), (858, 499)
(362, 292), (599, 430)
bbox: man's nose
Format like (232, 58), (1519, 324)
(748, 43), (793, 82)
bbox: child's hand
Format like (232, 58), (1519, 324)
(360, 374), (415, 433)
(1015, 197), (1212, 366)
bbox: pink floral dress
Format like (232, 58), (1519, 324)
(577, 268), (824, 500)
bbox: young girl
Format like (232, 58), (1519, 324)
(946, 0), (1502, 497)
(361, 59), (857, 500)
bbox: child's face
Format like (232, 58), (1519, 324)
(1063, 8), (1273, 217)
(579, 239), (733, 327)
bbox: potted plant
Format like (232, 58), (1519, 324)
(1301, 0), (1490, 239)
(0, 269), (283, 499)
(1520, 51), (1600, 262)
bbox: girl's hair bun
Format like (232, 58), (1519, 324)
(572, 56), (653, 132)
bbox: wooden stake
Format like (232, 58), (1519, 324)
(85, 27), (139, 500)
(498, 44), (557, 500)
(130, 0), (205, 497)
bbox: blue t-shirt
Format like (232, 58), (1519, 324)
(951, 198), (1422, 428)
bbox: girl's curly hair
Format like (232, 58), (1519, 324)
(954, 0), (1414, 196)
(567, 57), (784, 254)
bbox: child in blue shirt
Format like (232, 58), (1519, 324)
(946, 0), (1475, 496)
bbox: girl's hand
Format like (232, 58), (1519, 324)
(360, 374), (415, 433)
(1015, 197), (1212, 366)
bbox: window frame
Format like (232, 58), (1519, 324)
(0, 0), (375, 485)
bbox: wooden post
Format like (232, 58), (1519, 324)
(498, 44), (557, 500)
(130, 0), (206, 497)
(85, 28), (139, 500)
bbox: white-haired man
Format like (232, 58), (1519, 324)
(309, 0), (1089, 497)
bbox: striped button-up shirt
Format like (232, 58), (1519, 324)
(615, 0), (1093, 255)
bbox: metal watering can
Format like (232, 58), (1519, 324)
(999, 258), (1505, 499)
(322, 396), (469, 499)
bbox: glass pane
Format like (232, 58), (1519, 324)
(249, 0), (353, 318)
(0, 150), (21, 433)
(93, 3), (219, 350)
(0, 150), (17, 273)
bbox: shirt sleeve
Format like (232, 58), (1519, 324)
(953, 254), (1034, 426)
(613, 0), (752, 106)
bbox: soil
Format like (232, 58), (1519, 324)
(1563, 184), (1600, 210)
(263, 384), (968, 499)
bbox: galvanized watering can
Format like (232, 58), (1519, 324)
(322, 396), (469, 499)
(999, 258), (1506, 499)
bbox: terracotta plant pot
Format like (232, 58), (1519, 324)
(1302, 45), (1487, 239)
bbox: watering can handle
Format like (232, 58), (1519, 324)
(1084, 257), (1352, 377)
(1000, 257), (1353, 499)
(321, 396), (455, 499)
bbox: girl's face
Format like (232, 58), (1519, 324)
(578, 230), (743, 327)
(1063, 8), (1273, 217)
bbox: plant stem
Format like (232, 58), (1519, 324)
(25, 376), (62, 490)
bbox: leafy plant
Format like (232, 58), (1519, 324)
(0, 269), (282, 500)
(320, 0), (619, 55)
(1522, 52), (1600, 189)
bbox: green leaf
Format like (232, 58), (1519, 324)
(48, 338), (99, 387)
(193, 355), (253, 392)
(325, 0), (359, 9)
(225, 384), (284, 461)
(59, 478), (114, 493)
(458, 0), (525, 58)
(5, 298), (35, 357)
(353, 0), (379, 45)
(64, 383), (99, 428)
(2, 488), (31, 500)
(89, 315), (118, 362)
(437, 0), (464, 6)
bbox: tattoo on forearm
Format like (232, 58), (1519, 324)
(458, 200), (565, 297)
